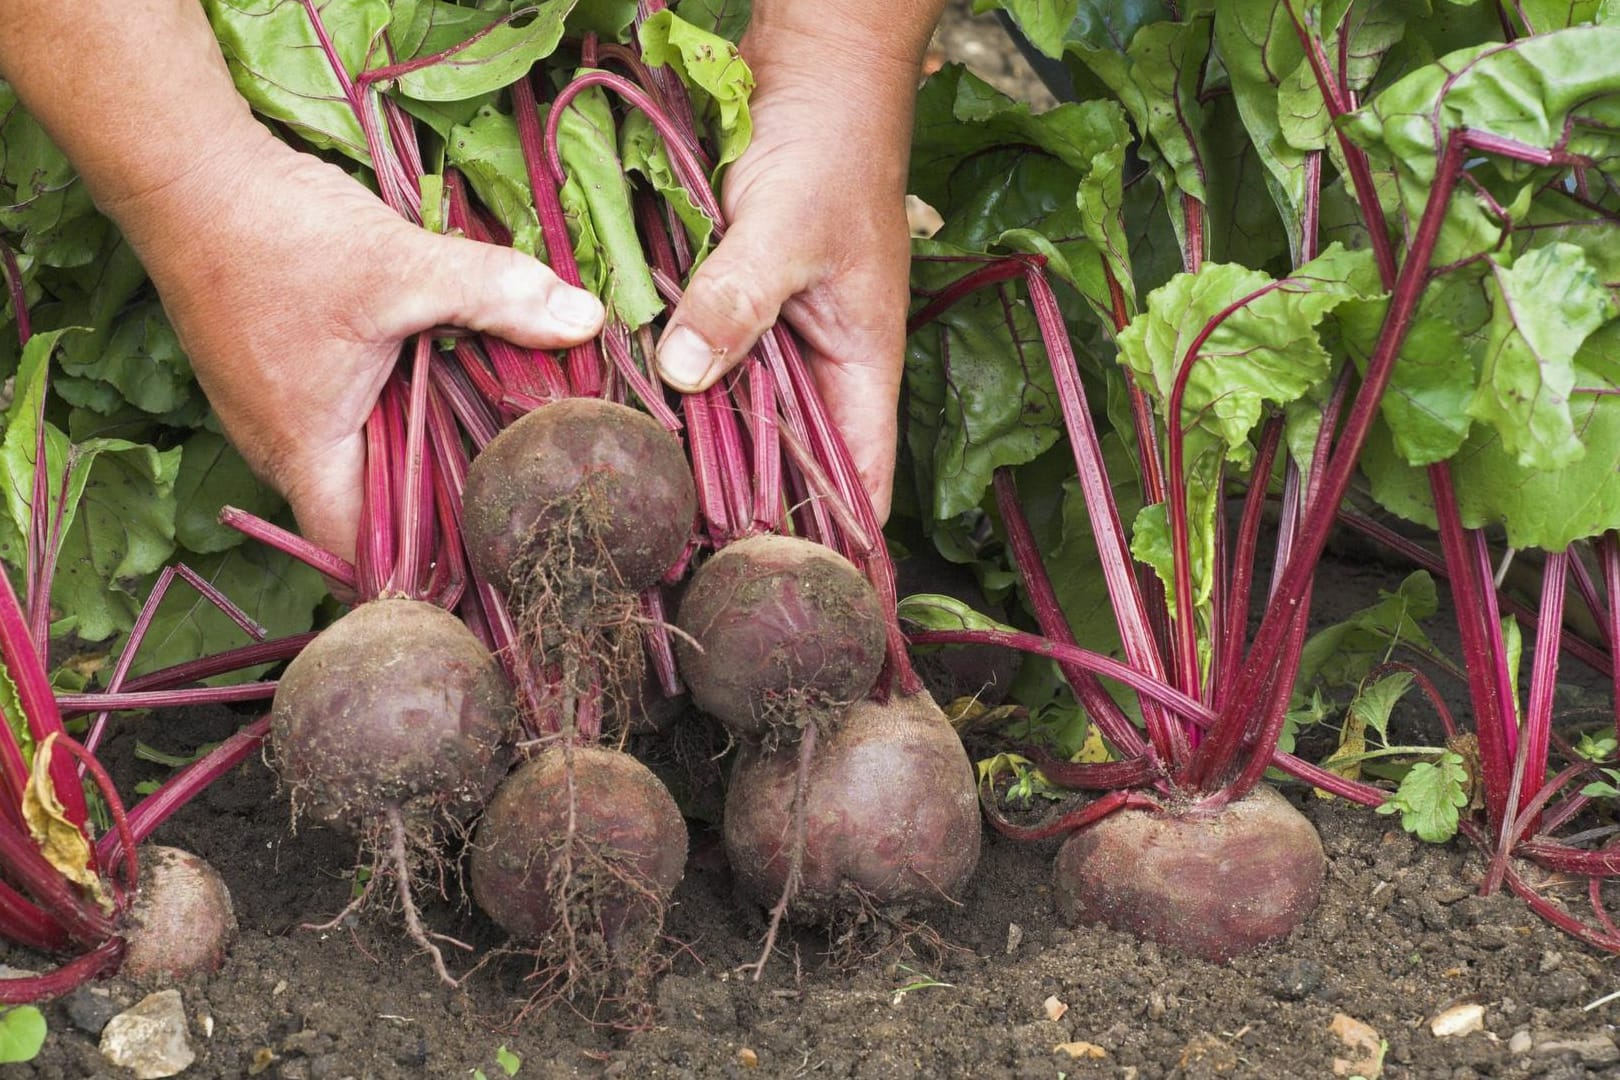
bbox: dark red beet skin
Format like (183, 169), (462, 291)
(469, 746), (687, 946)
(462, 398), (695, 595)
(1053, 784), (1325, 962)
(270, 600), (514, 826)
(676, 534), (886, 739)
(723, 692), (981, 920)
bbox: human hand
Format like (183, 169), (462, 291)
(654, 34), (925, 523)
(116, 132), (604, 564)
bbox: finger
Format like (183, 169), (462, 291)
(806, 343), (903, 525)
(278, 432), (367, 568)
(656, 218), (812, 393)
(375, 226), (604, 348)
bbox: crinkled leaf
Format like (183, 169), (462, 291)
(0, 1006), (45, 1065)
(130, 540), (327, 684)
(0, 660), (28, 771)
(204, 0), (391, 165)
(620, 112), (716, 261)
(1467, 244), (1615, 471)
(1213, 1), (1314, 259)
(1344, 28), (1620, 264)
(1202, 93), (1289, 270)
(0, 85), (101, 271)
(173, 432), (284, 554)
(911, 66), (1133, 319)
(60, 301), (196, 416)
(22, 734), (107, 908)
(1362, 320), (1620, 549)
(392, 0), (575, 102)
(446, 105), (541, 254)
(555, 85), (662, 327)
(638, 11), (754, 167)
(976, 0), (1080, 57)
(906, 247), (1063, 518)
(1377, 750), (1469, 842)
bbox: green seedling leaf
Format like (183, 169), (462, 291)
(204, 0), (391, 165)
(1377, 750), (1469, 842)
(0, 1006), (46, 1065)
(392, 1), (576, 102)
(497, 1045), (522, 1076)
(1582, 769), (1620, 800)
(638, 11), (755, 168)
(1349, 670), (1416, 746)
(1576, 732), (1618, 762)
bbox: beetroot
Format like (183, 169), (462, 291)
(723, 691), (979, 920)
(270, 599), (513, 826)
(470, 746), (686, 961)
(462, 398), (695, 597)
(1053, 784), (1325, 962)
(119, 846), (237, 984)
(676, 535), (887, 741)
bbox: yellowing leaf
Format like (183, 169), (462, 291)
(21, 734), (108, 912)
(1071, 725), (1112, 764)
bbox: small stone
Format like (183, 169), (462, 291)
(1006, 923), (1024, 954)
(99, 989), (196, 1079)
(737, 1047), (759, 1069)
(1533, 1032), (1620, 1066)
(62, 986), (119, 1036)
(1146, 992), (1167, 1020)
(1508, 1030), (1532, 1055)
(1054, 1041), (1107, 1060)
(1430, 1003), (1486, 1038)
(1178, 1033), (1238, 1072)
(1330, 1014), (1384, 1078)
(1043, 995), (1068, 1022)
(1270, 958), (1325, 1001)
(1538, 950), (1564, 973)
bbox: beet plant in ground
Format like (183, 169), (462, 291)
(898, 3), (1620, 961)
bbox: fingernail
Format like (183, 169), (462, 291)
(550, 288), (604, 332)
(657, 325), (721, 391)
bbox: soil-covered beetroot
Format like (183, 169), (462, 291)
(462, 398), (695, 597)
(1053, 784), (1325, 963)
(119, 846), (237, 983)
(469, 745), (686, 950)
(723, 691), (980, 920)
(676, 535), (887, 740)
(270, 599), (513, 826)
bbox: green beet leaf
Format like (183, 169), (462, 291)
(446, 105), (541, 253)
(203, 0), (391, 165)
(391, 0), (576, 102)
(638, 11), (754, 169)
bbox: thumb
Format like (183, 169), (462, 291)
(656, 220), (810, 392)
(375, 225), (605, 348)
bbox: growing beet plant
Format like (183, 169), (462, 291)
(898, 3), (1620, 959)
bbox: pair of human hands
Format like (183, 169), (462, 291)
(140, 64), (913, 565)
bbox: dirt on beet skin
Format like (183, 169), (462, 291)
(7, 8), (1620, 1079)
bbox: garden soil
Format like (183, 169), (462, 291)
(6, 7), (1620, 1079)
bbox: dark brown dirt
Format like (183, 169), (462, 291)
(7, 9), (1620, 1080)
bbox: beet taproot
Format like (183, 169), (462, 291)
(723, 691), (980, 920)
(462, 398), (695, 597)
(676, 534), (886, 741)
(1053, 783), (1325, 962)
(118, 846), (237, 984)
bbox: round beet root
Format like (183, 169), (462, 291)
(469, 746), (686, 949)
(1053, 784), (1325, 962)
(119, 846), (237, 983)
(271, 599), (514, 826)
(462, 398), (695, 596)
(723, 691), (980, 920)
(676, 535), (886, 740)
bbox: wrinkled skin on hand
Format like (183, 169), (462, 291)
(655, 35), (925, 524)
(127, 135), (603, 563)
